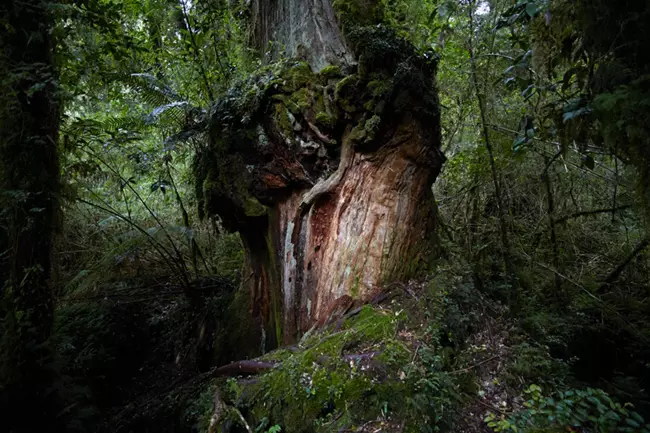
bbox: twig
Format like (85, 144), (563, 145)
(232, 407), (253, 433)
(449, 354), (503, 375)
(307, 121), (334, 144)
(554, 205), (632, 224)
(405, 343), (421, 378)
(477, 399), (508, 416)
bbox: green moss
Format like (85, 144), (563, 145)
(349, 121), (367, 143)
(280, 61), (314, 93)
(334, 74), (357, 98)
(273, 103), (294, 137)
(333, 0), (386, 31)
(254, 312), (392, 430)
(319, 65), (343, 80)
(364, 115), (381, 141)
(315, 111), (337, 129)
(367, 79), (392, 99)
(218, 289), (472, 432)
(334, 75), (359, 113)
(289, 87), (312, 112)
(243, 196), (267, 217)
(344, 305), (396, 340)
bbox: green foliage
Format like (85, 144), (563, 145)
(504, 342), (571, 388)
(486, 385), (650, 433)
(211, 233), (245, 282)
(182, 381), (218, 432)
(8, 0), (650, 432)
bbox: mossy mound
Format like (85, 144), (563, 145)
(202, 283), (468, 433)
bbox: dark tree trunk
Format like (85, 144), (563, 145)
(0, 0), (61, 430)
(199, 0), (444, 349)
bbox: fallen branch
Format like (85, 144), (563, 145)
(477, 399), (509, 416)
(232, 407), (253, 433)
(210, 360), (277, 377)
(554, 205), (631, 224)
(449, 354), (503, 375)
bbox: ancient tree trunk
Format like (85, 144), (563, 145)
(197, 0), (444, 348)
(0, 0), (61, 430)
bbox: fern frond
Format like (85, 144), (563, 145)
(145, 101), (189, 126)
(121, 73), (183, 107)
(66, 116), (148, 137)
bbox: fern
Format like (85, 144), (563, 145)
(121, 73), (183, 106)
(66, 116), (147, 137)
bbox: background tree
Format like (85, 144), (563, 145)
(0, 0), (62, 431)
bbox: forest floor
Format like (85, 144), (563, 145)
(67, 272), (530, 433)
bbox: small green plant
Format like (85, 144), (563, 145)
(485, 384), (650, 433)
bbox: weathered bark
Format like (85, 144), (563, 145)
(199, 1), (444, 347)
(250, 0), (355, 71)
(274, 121), (440, 341)
(0, 0), (61, 430)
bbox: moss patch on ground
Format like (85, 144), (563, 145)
(202, 281), (474, 433)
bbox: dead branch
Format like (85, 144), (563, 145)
(603, 237), (650, 285)
(210, 360), (277, 377)
(554, 205), (632, 224)
(449, 354), (504, 375)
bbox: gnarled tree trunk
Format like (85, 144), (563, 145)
(198, 0), (444, 349)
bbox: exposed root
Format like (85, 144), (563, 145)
(299, 127), (354, 210)
(307, 120), (335, 145)
(208, 389), (227, 433)
(208, 389), (253, 433)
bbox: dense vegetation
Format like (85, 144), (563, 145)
(2, 0), (650, 432)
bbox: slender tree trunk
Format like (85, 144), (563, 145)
(542, 152), (564, 300)
(0, 0), (62, 430)
(201, 0), (444, 348)
(467, 1), (516, 293)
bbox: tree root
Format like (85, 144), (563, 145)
(300, 127), (354, 210)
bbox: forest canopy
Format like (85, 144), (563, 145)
(2, 0), (650, 432)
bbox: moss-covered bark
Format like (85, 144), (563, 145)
(197, 3), (444, 348)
